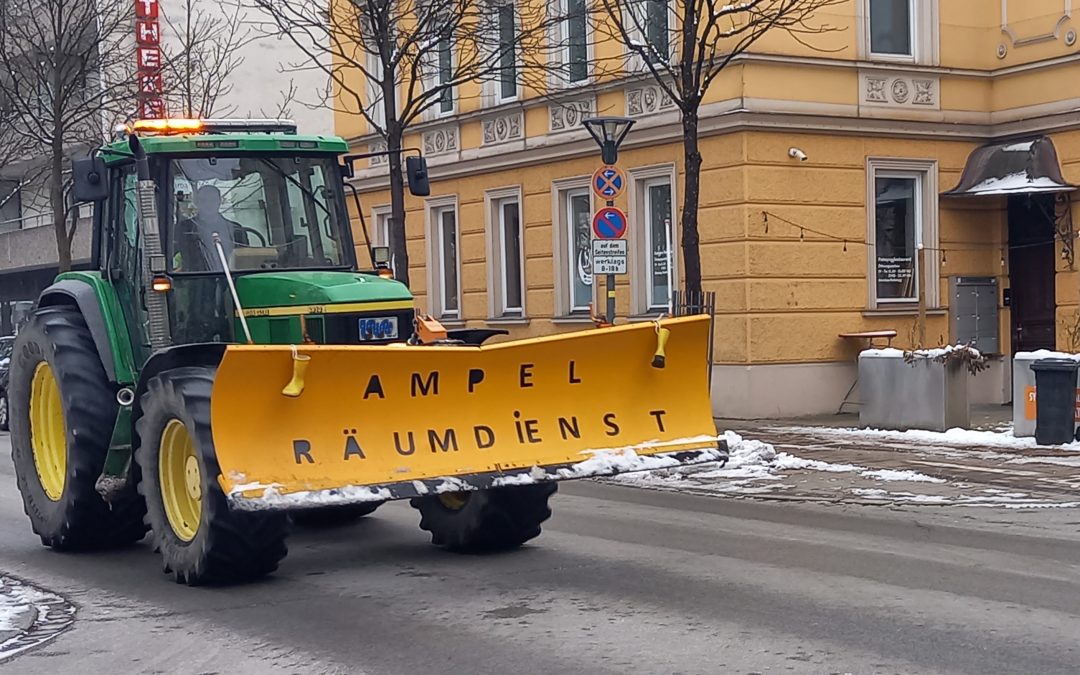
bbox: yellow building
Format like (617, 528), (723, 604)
(340, 0), (1080, 418)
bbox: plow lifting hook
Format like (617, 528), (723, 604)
(282, 345), (311, 398)
(652, 318), (671, 369)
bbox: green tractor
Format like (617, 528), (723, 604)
(7, 119), (723, 585)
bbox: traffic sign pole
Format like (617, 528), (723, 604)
(605, 197), (615, 324)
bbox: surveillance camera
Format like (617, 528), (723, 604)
(788, 147), (808, 162)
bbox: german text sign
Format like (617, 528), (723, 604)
(592, 239), (627, 274)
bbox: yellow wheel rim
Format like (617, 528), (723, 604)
(29, 362), (66, 502)
(437, 492), (470, 511)
(160, 419), (202, 542)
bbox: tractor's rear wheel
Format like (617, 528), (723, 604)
(290, 502), (382, 528)
(8, 307), (147, 550)
(135, 367), (288, 585)
(0, 389), (9, 431)
(411, 484), (557, 552)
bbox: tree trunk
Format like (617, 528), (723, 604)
(50, 139), (71, 273)
(680, 110), (703, 295)
(386, 127), (410, 287)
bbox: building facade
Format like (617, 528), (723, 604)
(344, 0), (1080, 418)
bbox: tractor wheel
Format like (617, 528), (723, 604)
(410, 483), (557, 552)
(0, 389), (8, 431)
(135, 366), (288, 585)
(8, 307), (147, 550)
(290, 502), (382, 528)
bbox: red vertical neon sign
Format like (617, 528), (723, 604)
(135, 0), (164, 118)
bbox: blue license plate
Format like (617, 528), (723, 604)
(358, 317), (399, 341)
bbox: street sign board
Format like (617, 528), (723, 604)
(592, 207), (628, 240)
(592, 165), (626, 200)
(592, 239), (628, 274)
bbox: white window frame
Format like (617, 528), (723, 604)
(623, 0), (677, 72)
(858, 0), (939, 65)
(549, 0), (593, 88)
(866, 158), (939, 309)
(426, 196), (461, 319)
(364, 49), (386, 132)
(368, 204), (393, 268)
(551, 177), (595, 316)
(629, 164), (678, 315)
(489, 1), (519, 104)
(484, 186), (526, 319)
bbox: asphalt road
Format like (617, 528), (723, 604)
(1, 432), (1080, 675)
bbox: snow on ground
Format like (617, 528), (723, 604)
(0, 575), (76, 661)
(773, 424), (1080, 451)
(606, 430), (1080, 509)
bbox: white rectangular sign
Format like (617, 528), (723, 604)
(592, 239), (628, 275)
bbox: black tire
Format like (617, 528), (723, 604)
(290, 502), (382, 528)
(411, 484), (557, 552)
(0, 389), (8, 431)
(8, 307), (147, 550)
(135, 366), (289, 585)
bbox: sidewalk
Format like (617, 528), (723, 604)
(607, 405), (1080, 509)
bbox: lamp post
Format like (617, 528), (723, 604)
(582, 117), (635, 325)
(583, 116), (635, 166)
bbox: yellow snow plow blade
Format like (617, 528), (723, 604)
(210, 315), (725, 510)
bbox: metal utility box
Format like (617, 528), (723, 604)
(950, 276), (1000, 354)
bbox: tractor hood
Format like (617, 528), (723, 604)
(235, 271), (413, 310)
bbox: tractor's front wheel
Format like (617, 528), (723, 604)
(411, 484), (557, 552)
(135, 367), (288, 585)
(8, 307), (147, 550)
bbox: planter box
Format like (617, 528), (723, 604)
(1012, 350), (1080, 438)
(859, 349), (970, 432)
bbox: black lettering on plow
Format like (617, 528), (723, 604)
(474, 425), (495, 449)
(411, 371), (439, 397)
(468, 368), (485, 393)
(558, 416), (581, 440)
(293, 440), (314, 464)
(649, 410), (667, 432)
(603, 413), (620, 437)
(525, 419), (541, 443)
(394, 431), (416, 456)
(343, 429), (366, 460)
(519, 363), (534, 388)
(513, 411), (525, 443)
(428, 429), (459, 453)
(363, 375), (385, 399)
(569, 360), (581, 384)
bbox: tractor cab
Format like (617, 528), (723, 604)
(71, 119), (421, 358)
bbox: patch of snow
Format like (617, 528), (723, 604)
(860, 348), (904, 357)
(0, 576), (76, 661)
(1006, 455), (1080, 467)
(774, 455), (861, 472)
(860, 469), (945, 483)
(778, 424), (1080, 451)
(230, 483), (393, 511)
(1002, 141), (1034, 152)
(1015, 349), (1080, 362)
(968, 172), (1066, 195)
(862, 345), (981, 360)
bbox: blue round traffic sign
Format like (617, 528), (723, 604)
(592, 207), (628, 240)
(592, 166), (626, 200)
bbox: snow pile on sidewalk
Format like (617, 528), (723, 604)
(777, 424), (1080, 451)
(0, 575), (76, 661)
(606, 431), (944, 494)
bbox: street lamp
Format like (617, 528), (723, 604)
(582, 117), (635, 165)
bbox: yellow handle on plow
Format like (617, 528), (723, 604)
(652, 326), (671, 368)
(282, 347), (311, 398)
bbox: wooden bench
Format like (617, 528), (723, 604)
(836, 330), (898, 413)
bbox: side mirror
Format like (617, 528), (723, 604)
(406, 156), (430, 196)
(71, 156), (108, 203)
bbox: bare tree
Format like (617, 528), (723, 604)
(0, 0), (135, 272)
(159, 0), (259, 117)
(247, 0), (562, 286)
(595, 0), (842, 294)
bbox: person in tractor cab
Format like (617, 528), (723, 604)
(174, 185), (252, 271)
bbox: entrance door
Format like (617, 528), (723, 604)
(1008, 195), (1057, 353)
